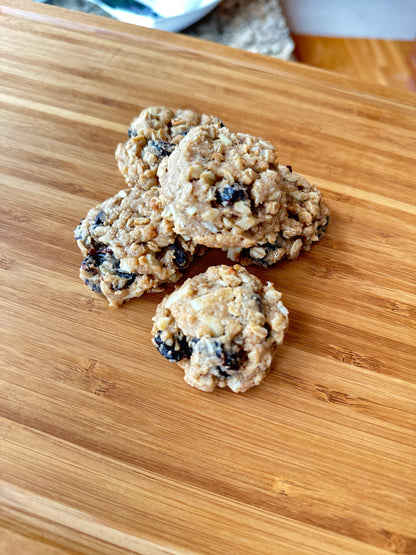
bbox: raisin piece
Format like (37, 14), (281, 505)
(286, 165), (293, 173)
(81, 252), (106, 272)
(154, 331), (192, 361)
(170, 238), (189, 270)
(84, 279), (101, 293)
(113, 270), (136, 290)
(264, 322), (271, 338)
(216, 184), (247, 206)
(217, 368), (230, 378)
(93, 211), (106, 228)
(214, 341), (241, 376)
(81, 247), (114, 273)
(223, 350), (240, 370)
(148, 140), (175, 158)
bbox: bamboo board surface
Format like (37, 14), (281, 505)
(1, 1), (416, 553)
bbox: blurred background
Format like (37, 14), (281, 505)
(35, 0), (416, 92)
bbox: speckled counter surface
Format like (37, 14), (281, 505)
(40, 0), (294, 59)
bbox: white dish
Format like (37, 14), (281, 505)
(90, 0), (222, 33)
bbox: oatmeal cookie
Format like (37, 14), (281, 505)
(74, 185), (201, 307)
(226, 165), (330, 266)
(152, 265), (289, 393)
(115, 106), (222, 189)
(158, 123), (287, 249)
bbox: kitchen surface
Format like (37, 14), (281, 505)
(1, 0), (416, 553)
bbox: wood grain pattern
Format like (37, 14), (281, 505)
(293, 35), (415, 93)
(1, 1), (416, 553)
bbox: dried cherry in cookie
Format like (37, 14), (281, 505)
(151, 265), (289, 393)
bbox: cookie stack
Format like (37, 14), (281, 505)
(74, 107), (330, 392)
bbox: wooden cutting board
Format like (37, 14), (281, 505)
(1, 1), (415, 553)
